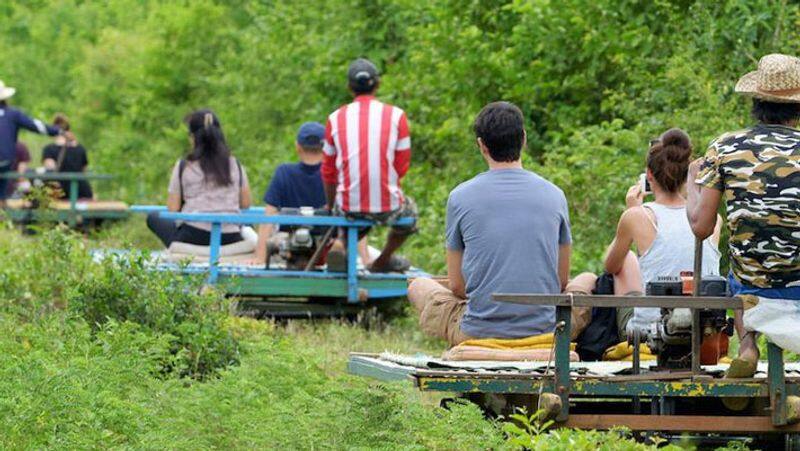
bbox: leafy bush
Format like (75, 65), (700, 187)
(0, 229), (238, 379)
(3, 0), (799, 273)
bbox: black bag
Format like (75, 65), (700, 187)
(575, 272), (621, 362)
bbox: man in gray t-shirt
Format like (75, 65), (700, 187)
(409, 101), (572, 345)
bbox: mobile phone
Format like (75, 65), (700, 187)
(640, 173), (652, 195)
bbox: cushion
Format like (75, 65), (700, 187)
(442, 345), (580, 362)
(168, 238), (256, 257)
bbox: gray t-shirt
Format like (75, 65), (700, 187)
(446, 168), (571, 338)
(167, 157), (249, 232)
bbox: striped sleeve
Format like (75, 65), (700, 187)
(321, 117), (338, 184)
(396, 111), (410, 151)
(393, 111), (410, 178)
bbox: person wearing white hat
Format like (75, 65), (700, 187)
(0, 80), (65, 204)
(687, 54), (800, 383)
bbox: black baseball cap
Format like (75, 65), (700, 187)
(348, 58), (380, 93)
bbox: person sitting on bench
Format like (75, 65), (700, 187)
(322, 58), (416, 273)
(41, 114), (94, 200)
(568, 129), (722, 347)
(147, 109), (252, 247)
(688, 54), (800, 378)
(252, 122), (370, 266)
(408, 101), (572, 346)
(0, 80), (67, 206)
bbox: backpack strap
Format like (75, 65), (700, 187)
(236, 158), (243, 189)
(178, 159), (186, 209)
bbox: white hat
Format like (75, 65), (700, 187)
(735, 54), (800, 103)
(0, 80), (15, 101)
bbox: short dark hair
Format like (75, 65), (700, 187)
(751, 99), (800, 124)
(473, 101), (525, 162)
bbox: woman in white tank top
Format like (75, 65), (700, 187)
(568, 129), (723, 340)
(603, 128), (722, 336)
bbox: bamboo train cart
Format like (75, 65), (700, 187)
(348, 243), (800, 448)
(0, 171), (129, 228)
(126, 205), (428, 318)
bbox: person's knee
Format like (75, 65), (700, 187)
(146, 211), (160, 231)
(566, 272), (598, 294)
(408, 277), (436, 312)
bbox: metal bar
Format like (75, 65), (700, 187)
(346, 225), (359, 303)
(155, 211), (415, 227)
(0, 171), (113, 181)
(555, 305), (572, 421)
(415, 377), (770, 397)
(632, 330), (641, 414)
(562, 414), (800, 433)
(493, 293), (741, 309)
(68, 179), (78, 228)
(130, 205), (267, 214)
(691, 238), (703, 374)
(208, 223), (222, 284)
(769, 341), (787, 426)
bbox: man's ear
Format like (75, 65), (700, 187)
(522, 129), (527, 150)
(477, 137), (488, 156)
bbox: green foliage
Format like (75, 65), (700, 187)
(2, 0), (799, 272)
(0, 229), (238, 379)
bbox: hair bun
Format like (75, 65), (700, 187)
(659, 128), (692, 161)
(660, 128), (691, 149)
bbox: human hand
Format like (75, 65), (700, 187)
(625, 183), (644, 209)
(688, 157), (704, 184)
(63, 131), (77, 145)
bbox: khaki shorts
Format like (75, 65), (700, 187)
(412, 279), (474, 346)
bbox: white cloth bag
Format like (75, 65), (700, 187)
(743, 297), (800, 354)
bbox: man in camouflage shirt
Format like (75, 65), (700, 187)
(688, 54), (800, 377)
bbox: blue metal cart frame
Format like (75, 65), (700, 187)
(131, 205), (420, 303)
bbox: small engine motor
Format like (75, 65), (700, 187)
(266, 207), (329, 270)
(645, 274), (734, 369)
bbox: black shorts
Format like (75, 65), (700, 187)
(337, 197), (418, 239)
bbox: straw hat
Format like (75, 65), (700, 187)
(735, 54), (800, 103)
(0, 80), (15, 101)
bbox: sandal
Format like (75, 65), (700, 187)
(369, 255), (411, 273)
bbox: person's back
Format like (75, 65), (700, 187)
(41, 114), (92, 199)
(171, 156), (245, 223)
(627, 202), (720, 332)
(699, 123), (800, 288)
(147, 109), (252, 248)
(448, 169), (568, 338)
(266, 162), (326, 209)
(409, 101), (570, 346)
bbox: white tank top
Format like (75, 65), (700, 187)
(626, 202), (721, 335)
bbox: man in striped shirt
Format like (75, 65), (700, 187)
(322, 58), (417, 273)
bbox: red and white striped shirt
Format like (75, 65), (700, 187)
(321, 95), (411, 213)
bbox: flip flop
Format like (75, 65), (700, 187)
(369, 255), (411, 273)
(722, 358), (758, 411)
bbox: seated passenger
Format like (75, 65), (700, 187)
(576, 129), (721, 339)
(147, 109), (252, 247)
(408, 102), (571, 345)
(322, 58), (416, 273)
(253, 122), (369, 266)
(41, 114), (94, 199)
(7, 141), (31, 198)
(688, 54), (800, 376)
(0, 80), (66, 206)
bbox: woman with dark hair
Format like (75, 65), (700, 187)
(568, 128), (722, 341)
(42, 114), (93, 199)
(147, 109), (252, 247)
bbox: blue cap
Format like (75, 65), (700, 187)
(296, 122), (325, 148)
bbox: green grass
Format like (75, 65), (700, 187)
(0, 224), (756, 449)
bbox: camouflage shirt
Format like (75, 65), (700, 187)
(696, 124), (800, 289)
